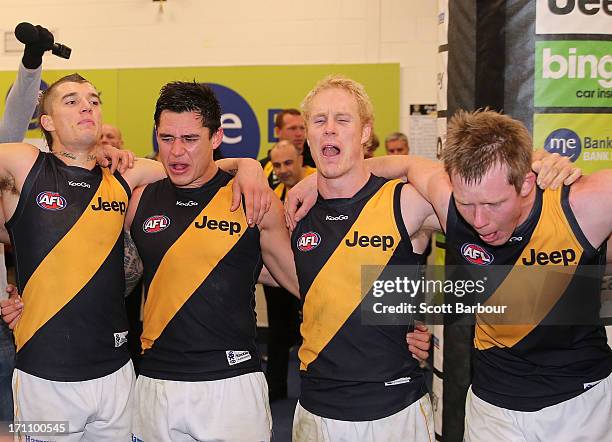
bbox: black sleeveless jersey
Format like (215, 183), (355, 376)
(131, 170), (263, 381)
(292, 175), (427, 421)
(7, 152), (131, 381)
(445, 186), (612, 411)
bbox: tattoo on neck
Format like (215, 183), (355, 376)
(55, 151), (77, 160)
(54, 151), (96, 163)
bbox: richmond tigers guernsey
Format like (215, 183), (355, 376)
(7, 152), (131, 381)
(445, 186), (612, 411)
(131, 170), (263, 381)
(292, 175), (427, 421)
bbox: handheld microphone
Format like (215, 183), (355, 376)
(14, 22), (72, 59)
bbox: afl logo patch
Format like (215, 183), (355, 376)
(297, 232), (321, 252)
(36, 191), (66, 211)
(143, 215), (170, 233)
(461, 243), (494, 265)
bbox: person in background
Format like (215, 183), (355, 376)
(263, 140), (315, 401)
(262, 109), (315, 188)
(99, 123), (124, 149)
(385, 131), (409, 155)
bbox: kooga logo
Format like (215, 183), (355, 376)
(548, 0), (612, 16)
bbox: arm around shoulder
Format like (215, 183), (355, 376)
(366, 155), (452, 222)
(120, 158), (166, 191)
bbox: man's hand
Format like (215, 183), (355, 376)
(406, 323), (431, 363)
(95, 143), (135, 174)
(532, 150), (581, 190)
(1, 284), (23, 330)
(284, 172), (317, 231)
(21, 24), (54, 70)
(231, 158), (271, 227)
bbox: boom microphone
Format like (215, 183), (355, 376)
(14, 22), (72, 59)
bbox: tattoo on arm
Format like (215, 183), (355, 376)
(227, 168), (238, 176)
(124, 230), (143, 297)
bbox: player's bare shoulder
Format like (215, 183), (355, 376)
(0, 143), (41, 194)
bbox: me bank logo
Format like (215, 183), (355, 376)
(544, 128), (582, 162)
(208, 83), (260, 159)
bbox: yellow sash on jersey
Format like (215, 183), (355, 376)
(15, 168), (127, 351)
(141, 180), (246, 351)
(299, 180), (402, 370)
(475, 188), (583, 350)
(263, 161), (274, 178)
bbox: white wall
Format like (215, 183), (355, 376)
(0, 0), (437, 148)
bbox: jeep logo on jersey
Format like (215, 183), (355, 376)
(194, 215), (241, 235)
(461, 244), (494, 265)
(345, 231), (394, 251)
(91, 197), (127, 214)
(207, 83), (260, 159)
(36, 191), (66, 211)
(143, 215), (171, 233)
(522, 248), (577, 265)
(297, 232), (321, 252)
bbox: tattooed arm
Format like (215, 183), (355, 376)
(124, 230), (143, 297)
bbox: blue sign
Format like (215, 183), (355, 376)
(207, 83), (260, 159)
(544, 128), (581, 162)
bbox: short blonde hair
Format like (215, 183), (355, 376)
(301, 75), (374, 126)
(442, 109), (533, 192)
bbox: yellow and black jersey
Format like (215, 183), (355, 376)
(445, 186), (612, 411)
(272, 166), (316, 201)
(131, 170), (262, 381)
(291, 175), (426, 421)
(260, 156), (280, 188)
(7, 152), (131, 381)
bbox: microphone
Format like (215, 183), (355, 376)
(14, 22), (72, 59)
